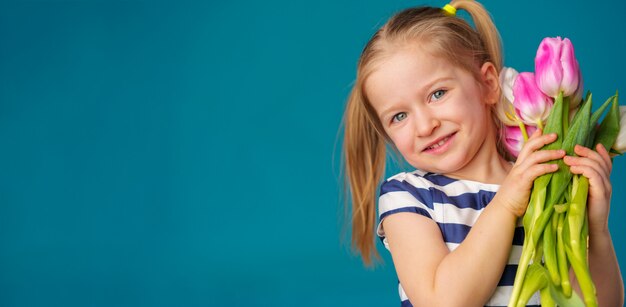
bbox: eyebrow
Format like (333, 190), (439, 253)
(377, 76), (455, 120)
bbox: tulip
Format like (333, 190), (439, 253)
(503, 125), (537, 157)
(500, 67), (519, 103)
(535, 37), (580, 98)
(496, 67), (522, 126)
(513, 72), (554, 129)
(613, 105), (626, 154)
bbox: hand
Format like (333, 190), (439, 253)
(497, 130), (566, 217)
(563, 144), (613, 234)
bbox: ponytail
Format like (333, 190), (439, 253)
(450, 0), (503, 71)
(343, 84), (387, 266)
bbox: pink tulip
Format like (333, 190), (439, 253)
(496, 67), (522, 126)
(504, 125), (537, 158)
(535, 36), (580, 98)
(513, 72), (554, 127)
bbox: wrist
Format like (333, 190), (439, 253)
(491, 194), (523, 220)
(588, 226), (613, 251)
(491, 193), (526, 218)
(589, 221), (610, 238)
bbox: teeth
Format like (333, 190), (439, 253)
(427, 136), (449, 150)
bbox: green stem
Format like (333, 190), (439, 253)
(516, 263), (549, 307)
(562, 93), (570, 135)
(556, 213), (572, 297)
(543, 212), (560, 285)
(510, 180), (550, 307)
(508, 238), (534, 307)
(567, 175), (597, 306)
(565, 241), (597, 307)
(518, 121), (529, 142)
(540, 285), (557, 307)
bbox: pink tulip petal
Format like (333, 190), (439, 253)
(504, 125), (537, 157)
(560, 38), (580, 96)
(535, 37), (564, 97)
(512, 72), (553, 126)
(534, 36), (581, 99)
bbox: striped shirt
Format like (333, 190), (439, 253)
(376, 170), (540, 307)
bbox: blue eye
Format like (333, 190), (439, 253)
(392, 112), (407, 123)
(431, 89), (446, 101)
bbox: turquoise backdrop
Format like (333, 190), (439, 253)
(1, 0), (625, 306)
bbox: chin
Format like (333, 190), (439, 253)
(413, 157), (466, 174)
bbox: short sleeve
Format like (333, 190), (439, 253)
(376, 172), (436, 247)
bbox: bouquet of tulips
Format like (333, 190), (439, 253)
(497, 37), (626, 307)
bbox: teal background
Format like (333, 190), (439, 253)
(1, 0), (625, 306)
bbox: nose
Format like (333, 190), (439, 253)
(414, 110), (440, 137)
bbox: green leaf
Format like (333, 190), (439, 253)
(516, 263), (549, 307)
(541, 92), (565, 150)
(567, 92), (592, 138)
(593, 93), (620, 151)
(548, 280), (585, 307)
(590, 94), (616, 128)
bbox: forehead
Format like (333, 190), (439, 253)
(364, 46), (465, 104)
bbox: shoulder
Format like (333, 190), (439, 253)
(378, 170), (500, 220)
(376, 170), (440, 247)
(378, 170), (438, 220)
(379, 170), (456, 200)
(380, 170), (436, 193)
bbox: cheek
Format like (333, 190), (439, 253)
(388, 128), (414, 154)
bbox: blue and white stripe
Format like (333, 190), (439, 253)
(377, 170), (540, 306)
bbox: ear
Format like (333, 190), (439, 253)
(480, 62), (501, 105)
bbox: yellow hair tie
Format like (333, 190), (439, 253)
(442, 4), (457, 16)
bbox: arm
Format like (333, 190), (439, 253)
(384, 131), (565, 306)
(564, 144), (625, 306)
(384, 197), (517, 306)
(586, 229), (624, 306)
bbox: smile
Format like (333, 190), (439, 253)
(423, 133), (456, 153)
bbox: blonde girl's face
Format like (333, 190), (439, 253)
(365, 46), (499, 178)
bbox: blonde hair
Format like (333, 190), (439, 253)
(342, 0), (507, 266)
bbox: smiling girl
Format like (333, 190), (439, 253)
(342, 1), (624, 306)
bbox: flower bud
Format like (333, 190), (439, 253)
(513, 72), (554, 127)
(504, 125), (537, 157)
(496, 67), (521, 126)
(500, 67), (519, 103)
(535, 37), (580, 98)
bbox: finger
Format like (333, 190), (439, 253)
(564, 146), (612, 190)
(520, 163), (560, 182)
(563, 155), (608, 181)
(513, 149), (564, 175)
(523, 149), (566, 166)
(511, 148), (563, 176)
(569, 164), (612, 198)
(595, 144), (613, 172)
(517, 132), (557, 161)
(530, 128), (543, 138)
(572, 144), (611, 175)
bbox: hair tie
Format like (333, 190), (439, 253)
(442, 4), (457, 16)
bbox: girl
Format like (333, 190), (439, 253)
(342, 1), (624, 306)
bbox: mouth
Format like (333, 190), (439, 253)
(423, 132), (456, 153)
